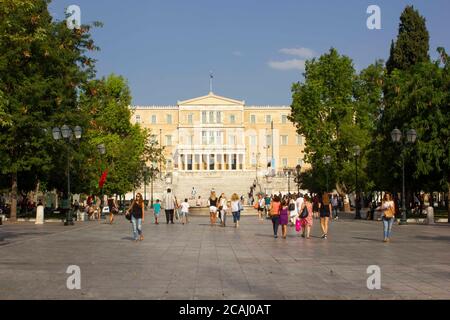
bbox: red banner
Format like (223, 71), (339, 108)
(99, 169), (108, 189)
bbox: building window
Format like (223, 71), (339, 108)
(209, 131), (215, 145)
(281, 135), (288, 145)
(151, 115), (157, 124)
(166, 114), (172, 124)
(282, 158), (288, 168)
(209, 111), (215, 124)
(281, 115), (288, 124)
(230, 114), (236, 124)
(216, 111), (222, 124)
(187, 135), (194, 145)
(250, 115), (256, 124)
(250, 135), (257, 147)
(297, 134), (303, 145)
(202, 131), (207, 145)
(297, 158), (304, 166)
(251, 154), (256, 165)
(229, 135), (236, 145)
(266, 135), (272, 146)
(135, 115), (141, 124)
(216, 131), (223, 144)
(188, 114), (193, 125)
(202, 111), (207, 124)
(165, 135), (172, 146)
(266, 115), (272, 124)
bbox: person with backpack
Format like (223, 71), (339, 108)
(255, 194), (265, 222)
(231, 193), (241, 228)
(376, 193), (396, 243)
(288, 195), (297, 226)
(299, 194), (313, 239)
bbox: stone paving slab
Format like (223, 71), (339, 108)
(0, 216), (449, 300)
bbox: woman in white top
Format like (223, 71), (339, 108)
(231, 193), (241, 228)
(219, 194), (227, 227)
(376, 193), (396, 243)
(289, 195), (298, 226)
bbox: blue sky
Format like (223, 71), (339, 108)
(49, 0), (450, 106)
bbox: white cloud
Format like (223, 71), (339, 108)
(268, 59), (306, 71)
(279, 47), (316, 58)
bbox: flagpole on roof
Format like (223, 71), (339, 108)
(209, 71), (213, 93)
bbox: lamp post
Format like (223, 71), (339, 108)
(391, 128), (417, 225)
(353, 146), (361, 219)
(295, 164), (302, 194)
(52, 125), (82, 226)
(283, 168), (293, 194)
(323, 155), (331, 192)
(97, 144), (106, 219)
(143, 165), (148, 208)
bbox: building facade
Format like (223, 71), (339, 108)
(130, 91), (309, 200)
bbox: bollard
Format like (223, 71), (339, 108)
(35, 205), (44, 225)
(426, 206), (435, 225)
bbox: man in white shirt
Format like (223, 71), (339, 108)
(163, 188), (176, 224)
(296, 193), (304, 216)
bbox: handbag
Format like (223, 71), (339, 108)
(125, 211), (131, 221)
(300, 207), (309, 219)
(295, 218), (302, 232)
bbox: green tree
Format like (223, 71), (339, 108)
(386, 5), (430, 73)
(0, 0), (98, 220)
(290, 48), (382, 195)
(76, 74), (164, 198)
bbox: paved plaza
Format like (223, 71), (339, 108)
(0, 214), (449, 300)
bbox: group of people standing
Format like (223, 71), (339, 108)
(208, 191), (243, 228)
(255, 192), (332, 239)
(124, 188), (397, 243)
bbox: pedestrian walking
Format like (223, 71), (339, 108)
(153, 199), (161, 224)
(224, 201), (232, 227)
(312, 194), (320, 219)
(219, 193), (227, 227)
(209, 191), (218, 226)
(319, 193), (332, 239)
(299, 194), (313, 239)
(288, 195), (297, 226)
(280, 199), (289, 239)
(331, 194), (339, 220)
(126, 193), (145, 242)
(108, 197), (118, 224)
(262, 194), (268, 218)
(180, 198), (190, 225)
(269, 195), (281, 238)
(231, 193), (241, 228)
(163, 188), (176, 224)
(376, 193), (396, 243)
(256, 194), (265, 222)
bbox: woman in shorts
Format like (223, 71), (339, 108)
(208, 191), (218, 226)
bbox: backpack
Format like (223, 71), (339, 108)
(300, 206), (309, 219)
(288, 202), (295, 211)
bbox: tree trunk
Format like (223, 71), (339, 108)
(447, 179), (450, 223)
(10, 172), (18, 222)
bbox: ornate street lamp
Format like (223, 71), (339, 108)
(323, 155), (331, 192)
(295, 164), (302, 194)
(353, 146), (361, 219)
(52, 125), (82, 226)
(391, 128), (417, 225)
(97, 144), (106, 219)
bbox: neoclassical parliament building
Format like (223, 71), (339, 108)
(131, 91), (308, 199)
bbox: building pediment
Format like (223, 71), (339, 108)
(178, 92), (245, 106)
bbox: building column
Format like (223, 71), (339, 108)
(192, 153), (196, 171)
(222, 154), (225, 171)
(207, 154), (210, 171)
(177, 154), (181, 172)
